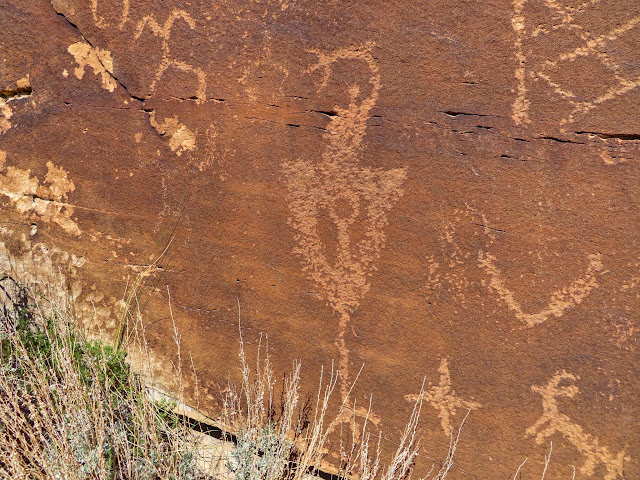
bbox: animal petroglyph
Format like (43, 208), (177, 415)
(68, 41), (117, 92)
(527, 371), (627, 480)
(282, 43), (408, 398)
(148, 111), (197, 156)
(478, 251), (603, 328)
(511, 0), (640, 125)
(0, 157), (81, 236)
(135, 10), (207, 104)
(405, 358), (481, 436)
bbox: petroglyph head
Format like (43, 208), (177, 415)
(532, 370), (579, 399)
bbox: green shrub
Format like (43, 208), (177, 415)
(0, 276), (210, 479)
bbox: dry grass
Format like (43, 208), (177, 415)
(0, 271), (559, 480)
(0, 276), (209, 479)
(218, 325), (464, 480)
(0, 273), (462, 480)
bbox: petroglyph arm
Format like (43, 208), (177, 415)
(478, 251), (604, 327)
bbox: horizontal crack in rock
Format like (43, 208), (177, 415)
(0, 86), (32, 99)
(574, 131), (640, 141)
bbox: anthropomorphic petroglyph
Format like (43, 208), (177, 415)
(527, 371), (627, 480)
(511, 0), (640, 126)
(478, 251), (604, 327)
(135, 10), (207, 104)
(405, 358), (481, 436)
(0, 157), (81, 236)
(282, 43), (408, 398)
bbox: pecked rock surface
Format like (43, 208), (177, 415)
(1, 0), (639, 477)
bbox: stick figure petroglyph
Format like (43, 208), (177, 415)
(135, 9), (207, 104)
(405, 358), (481, 436)
(282, 43), (408, 399)
(527, 371), (627, 480)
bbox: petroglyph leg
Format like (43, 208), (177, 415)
(512, 0), (530, 125)
(336, 310), (351, 400)
(120, 0), (130, 29)
(90, 0), (106, 28)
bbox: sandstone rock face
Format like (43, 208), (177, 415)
(1, 0), (639, 477)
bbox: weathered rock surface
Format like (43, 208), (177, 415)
(1, 0), (639, 477)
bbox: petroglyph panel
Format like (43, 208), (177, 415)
(2, 0), (639, 478)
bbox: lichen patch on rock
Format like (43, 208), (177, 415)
(0, 158), (80, 236)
